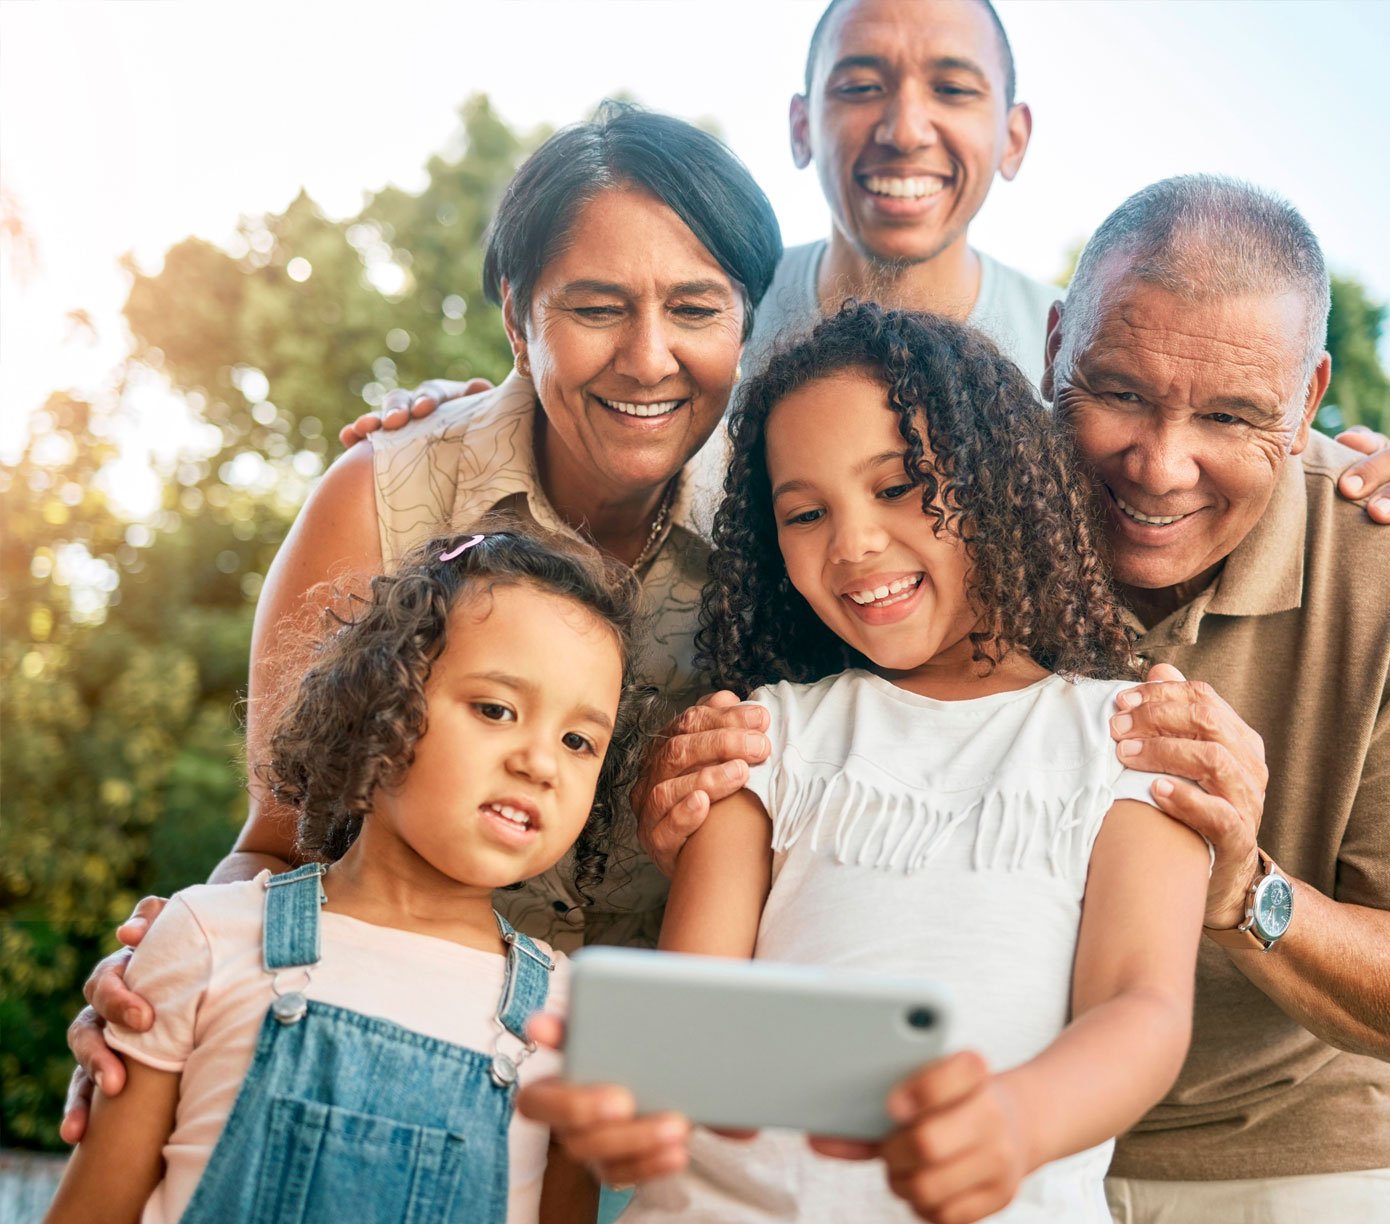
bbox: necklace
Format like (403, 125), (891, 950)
(631, 481), (676, 571)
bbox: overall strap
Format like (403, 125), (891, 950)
(262, 863), (327, 971)
(493, 912), (554, 1041)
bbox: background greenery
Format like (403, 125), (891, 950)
(3, 97), (1387, 1149)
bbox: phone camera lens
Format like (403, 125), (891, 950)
(906, 1007), (937, 1031)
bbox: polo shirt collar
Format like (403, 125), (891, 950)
(1133, 451), (1307, 649)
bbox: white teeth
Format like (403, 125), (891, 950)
(600, 398), (682, 418)
(486, 803), (531, 828)
(1114, 494), (1189, 526)
(847, 575), (922, 605)
(862, 175), (945, 199)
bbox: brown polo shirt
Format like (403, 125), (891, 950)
(1110, 430), (1390, 1180)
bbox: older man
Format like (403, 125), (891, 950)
(1042, 175), (1390, 1221)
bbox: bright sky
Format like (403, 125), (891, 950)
(3, 0), (1389, 490)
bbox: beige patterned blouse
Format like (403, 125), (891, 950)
(370, 372), (724, 950)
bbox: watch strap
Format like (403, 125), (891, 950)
(1204, 849), (1277, 951)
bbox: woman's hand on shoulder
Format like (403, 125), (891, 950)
(60, 896), (167, 1143)
(811, 1051), (1028, 1224)
(632, 691), (771, 877)
(338, 377), (494, 447)
(517, 1014), (693, 1187)
(1335, 425), (1390, 523)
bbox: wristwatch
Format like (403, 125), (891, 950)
(1204, 849), (1294, 952)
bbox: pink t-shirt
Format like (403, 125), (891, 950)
(107, 872), (568, 1224)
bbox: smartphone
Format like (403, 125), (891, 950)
(564, 948), (952, 1140)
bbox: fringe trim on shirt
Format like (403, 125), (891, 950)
(766, 770), (1113, 877)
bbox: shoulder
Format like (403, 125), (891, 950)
(748, 669), (859, 718)
(365, 376), (527, 457)
(159, 875), (269, 944)
(976, 250), (1064, 312)
(745, 242), (824, 368)
(1299, 431), (1390, 588)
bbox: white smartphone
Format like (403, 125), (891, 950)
(564, 948), (953, 1140)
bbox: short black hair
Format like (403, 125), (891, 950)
(803, 0), (1017, 109)
(483, 101), (782, 341)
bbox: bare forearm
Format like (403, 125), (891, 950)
(45, 1066), (177, 1224)
(1002, 989), (1192, 1171)
(1223, 878), (1390, 1060)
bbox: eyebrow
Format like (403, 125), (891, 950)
(826, 54), (990, 83)
(557, 279), (734, 300)
(461, 670), (615, 734)
(771, 449), (906, 500)
(1085, 365), (1284, 421)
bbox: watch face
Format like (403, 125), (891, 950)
(1254, 876), (1294, 940)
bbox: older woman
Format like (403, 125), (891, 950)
(63, 102), (781, 1138)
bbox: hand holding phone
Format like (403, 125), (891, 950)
(564, 948), (953, 1140)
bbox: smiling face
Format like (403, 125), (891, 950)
(506, 185), (745, 505)
(765, 369), (982, 690)
(791, 0), (1030, 268)
(371, 582), (624, 892)
(1046, 270), (1330, 610)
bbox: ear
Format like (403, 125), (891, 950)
(1040, 299), (1065, 403)
(998, 102), (1032, 182)
(1290, 352), (1332, 455)
(500, 279), (527, 359)
(790, 94), (813, 169)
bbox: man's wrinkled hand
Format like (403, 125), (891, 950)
(338, 377), (493, 447)
(1111, 664), (1266, 925)
(1335, 425), (1390, 524)
(631, 692), (770, 877)
(59, 895), (166, 1144)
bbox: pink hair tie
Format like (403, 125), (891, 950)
(439, 534), (485, 562)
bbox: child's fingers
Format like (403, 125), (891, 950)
(806, 1135), (880, 1161)
(559, 1111), (690, 1165)
(899, 1177), (1016, 1224)
(524, 1012), (565, 1051)
(883, 1133), (997, 1210)
(887, 1050), (990, 1123)
(590, 1141), (690, 1188)
(516, 1077), (635, 1130)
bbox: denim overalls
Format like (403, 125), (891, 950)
(180, 864), (553, 1223)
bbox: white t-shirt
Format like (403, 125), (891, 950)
(106, 873), (568, 1224)
(625, 669), (1161, 1224)
(744, 240), (1062, 389)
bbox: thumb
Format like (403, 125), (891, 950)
(1145, 662), (1187, 684)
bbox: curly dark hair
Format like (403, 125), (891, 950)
(697, 301), (1137, 694)
(259, 520), (654, 900)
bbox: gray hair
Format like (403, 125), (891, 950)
(1054, 175), (1331, 398)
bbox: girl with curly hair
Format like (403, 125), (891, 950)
(541, 304), (1212, 1224)
(47, 525), (651, 1224)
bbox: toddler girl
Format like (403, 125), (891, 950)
(540, 304), (1210, 1223)
(47, 526), (649, 1224)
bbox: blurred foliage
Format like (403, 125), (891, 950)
(1316, 275), (1390, 437)
(1, 95), (538, 1148)
(1054, 245), (1389, 438)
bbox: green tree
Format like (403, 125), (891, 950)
(1, 94), (533, 1149)
(1317, 275), (1390, 437)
